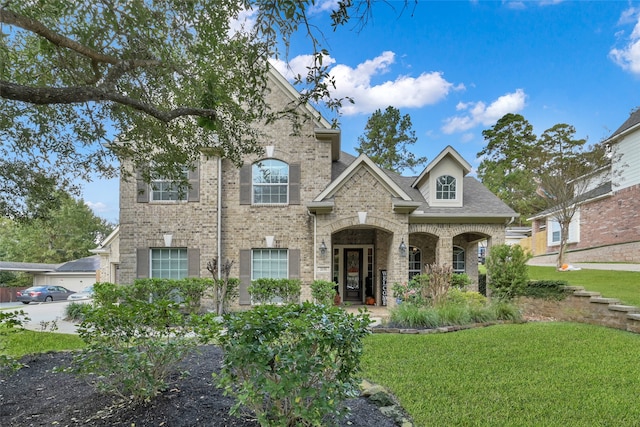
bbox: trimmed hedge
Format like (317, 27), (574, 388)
(520, 280), (570, 300)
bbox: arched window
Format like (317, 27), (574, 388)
(408, 246), (421, 280)
(436, 175), (456, 200)
(253, 159), (289, 204)
(453, 246), (465, 273)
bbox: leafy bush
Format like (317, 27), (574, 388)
(451, 273), (472, 289)
(65, 301), (91, 322)
(485, 244), (531, 301)
(491, 301), (523, 321)
(216, 302), (371, 426)
(446, 288), (487, 308)
(248, 278), (301, 304)
(70, 281), (220, 401)
(0, 310), (29, 373)
(310, 279), (337, 305)
(521, 280), (570, 300)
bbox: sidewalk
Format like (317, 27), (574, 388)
(1, 301), (81, 334)
(527, 260), (640, 272)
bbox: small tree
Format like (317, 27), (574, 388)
(207, 258), (238, 315)
(485, 244), (531, 301)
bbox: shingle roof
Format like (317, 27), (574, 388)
(529, 181), (612, 219)
(331, 152), (517, 219)
(0, 261), (59, 272)
(56, 255), (100, 272)
(609, 108), (640, 140)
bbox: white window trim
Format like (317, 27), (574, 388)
(150, 167), (189, 202)
(547, 210), (580, 246)
(252, 160), (289, 205)
(436, 175), (456, 200)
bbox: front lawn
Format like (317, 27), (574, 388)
(1, 327), (85, 358)
(528, 265), (640, 307)
(362, 322), (640, 426)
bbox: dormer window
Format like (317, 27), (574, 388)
(436, 175), (456, 200)
(253, 159), (289, 204)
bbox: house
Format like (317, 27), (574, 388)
(0, 255), (99, 301)
(112, 67), (517, 308)
(528, 108), (640, 263)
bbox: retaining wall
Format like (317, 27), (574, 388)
(517, 286), (640, 334)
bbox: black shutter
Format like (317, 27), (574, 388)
(187, 248), (200, 277)
(188, 162), (200, 202)
(239, 250), (251, 305)
(136, 170), (149, 203)
(288, 249), (300, 279)
(239, 164), (252, 205)
(137, 248), (149, 278)
(289, 164), (300, 205)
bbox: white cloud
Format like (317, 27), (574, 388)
(441, 89), (527, 134)
(270, 54), (337, 81)
(86, 201), (109, 214)
(327, 51), (459, 115)
(228, 7), (257, 37)
(610, 8), (640, 75)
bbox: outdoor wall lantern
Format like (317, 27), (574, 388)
(399, 238), (407, 257)
(319, 240), (327, 258)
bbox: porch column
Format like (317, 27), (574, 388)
(435, 234), (453, 268)
(386, 233), (408, 309)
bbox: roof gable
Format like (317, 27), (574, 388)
(608, 107), (640, 141)
(314, 154), (412, 202)
(412, 145), (472, 188)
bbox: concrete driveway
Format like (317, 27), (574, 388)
(1, 300), (82, 334)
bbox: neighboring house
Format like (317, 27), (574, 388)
(113, 68), (517, 308)
(90, 225), (120, 284)
(0, 255), (99, 298)
(528, 108), (640, 263)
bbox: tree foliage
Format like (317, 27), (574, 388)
(0, 0), (387, 218)
(533, 124), (612, 268)
(356, 106), (427, 173)
(477, 113), (541, 222)
(0, 192), (114, 263)
(478, 114), (613, 268)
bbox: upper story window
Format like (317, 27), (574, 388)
(150, 167), (189, 201)
(436, 175), (456, 200)
(253, 159), (289, 204)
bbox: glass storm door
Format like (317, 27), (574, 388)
(344, 249), (363, 302)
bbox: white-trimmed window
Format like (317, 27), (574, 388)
(409, 246), (421, 280)
(253, 160), (289, 204)
(436, 175), (456, 200)
(453, 246), (465, 273)
(252, 249), (288, 279)
(150, 248), (188, 279)
(151, 167), (189, 201)
(547, 211), (580, 246)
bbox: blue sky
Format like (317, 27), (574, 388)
(85, 0), (640, 223)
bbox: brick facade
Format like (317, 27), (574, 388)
(115, 69), (512, 309)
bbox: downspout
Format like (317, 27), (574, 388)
(307, 209), (317, 281)
(217, 156), (222, 280)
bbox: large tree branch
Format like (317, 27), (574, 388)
(0, 81), (216, 122)
(0, 7), (161, 68)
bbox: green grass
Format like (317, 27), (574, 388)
(362, 322), (640, 426)
(1, 327), (85, 358)
(528, 265), (640, 307)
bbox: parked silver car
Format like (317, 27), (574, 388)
(16, 286), (77, 304)
(67, 285), (95, 301)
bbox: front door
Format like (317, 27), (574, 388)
(344, 249), (363, 302)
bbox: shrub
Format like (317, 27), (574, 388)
(446, 288), (487, 308)
(0, 310), (29, 373)
(436, 303), (471, 326)
(521, 280), (570, 300)
(424, 264), (453, 306)
(206, 258), (239, 315)
(65, 301), (91, 322)
(70, 281), (220, 402)
(485, 244), (531, 301)
(310, 280), (337, 305)
(451, 273), (472, 289)
(248, 278), (301, 304)
(216, 302), (371, 426)
(491, 301), (522, 321)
